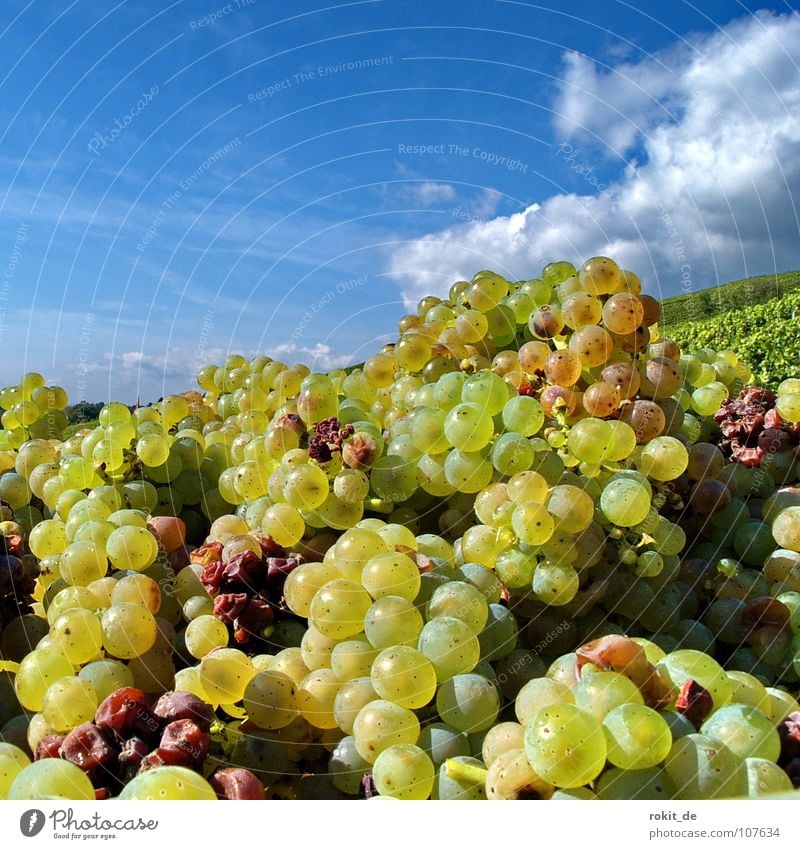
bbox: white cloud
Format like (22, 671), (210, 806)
(403, 181), (458, 206)
(268, 342), (353, 371)
(387, 10), (800, 309)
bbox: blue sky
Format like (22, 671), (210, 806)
(0, 0), (799, 403)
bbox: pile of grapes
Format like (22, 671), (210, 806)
(1, 256), (800, 801)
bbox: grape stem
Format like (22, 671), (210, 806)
(444, 758), (488, 785)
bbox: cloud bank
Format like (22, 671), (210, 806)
(387, 11), (800, 308)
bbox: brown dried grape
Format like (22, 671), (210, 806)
(153, 691), (214, 733)
(602, 362), (641, 399)
(602, 293), (644, 334)
(159, 718), (210, 765)
(59, 723), (117, 775)
(94, 687), (152, 739)
(210, 767), (266, 800)
(35, 734), (65, 760)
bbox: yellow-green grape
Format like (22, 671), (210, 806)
(353, 699), (421, 764)
(59, 455), (95, 490)
(331, 639), (379, 681)
(505, 471), (547, 505)
(776, 393), (800, 423)
(501, 397), (544, 439)
(244, 671), (299, 730)
(546, 485), (594, 534)
(297, 374), (339, 426)
(118, 766), (217, 800)
(773, 507), (800, 552)
(41, 676), (98, 733)
(525, 704), (607, 788)
(77, 659), (134, 701)
(664, 733), (748, 799)
(444, 402), (494, 452)
(416, 616), (480, 681)
(566, 418), (613, 465)
(261, 502), (305, 547)
(333, 677), (378, 734)
(183, 595), (214, 620)
(57, 540), (108, 586)
(573, 671), (644, 720)
(233, 460), (269, 501)
(485, 748), (553, 800)
(764, 688), (800, 723)
(365, 595), (424, 650)
(296, 667), (341, 729)
(9, 758), (95, 800)
(691, 382), (728, 416)
(515, 678), (574, 725)
(600, 478), (652, 527)
(370, 646), (437, 709)
(657, 649), (732, 711)
(746, 757), (793, 797)
(0, 472), (32, 509)
(14, 648), (74, 711)
(373, 743), (435, 800)
(428, 581), (488, 635)
(197, 647), (253, 704)
(28, 519), (69, 559)
(512, 502), (555, 546)
(726, 671), (772, 714)
(111, 573), (161, 614)
(300, 624), (339, 671)
(638, 436), (689, 481)
(45, 585), (97, 623)
(333, 528), (389, 582)
(532, 562), (579, 606)
(50, 608), (103, 665)
(309, 579), (373, 640)
(73, 519), (116, 549)
(361, 552), (420, 601)
(284, 561), (342, 618)
(105, 525), (158, 572)
(443, 449), (492, 494)
(101, 602), (158, 659)
(283, 463), (329, 510)
(185, 614), (230, 659)
(579, 255), (621, 295)
(0, 744), (30, 799)
(436, 673), (500, 733)
(602, 704), (672, 770)
(333, 469), (370, 504)
(491, 433), (534, 476)
(700, 704), (780, 762)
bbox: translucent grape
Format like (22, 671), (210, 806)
(352, 699), (421, 764)
(435, 673), (500, 733)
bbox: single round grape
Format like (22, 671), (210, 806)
(524, 704), (607, 788)
(573, 670), (644, 720)
(746, 757), (793, 797)
(14, 649), (74, 712)
(244, 671), (299, 730)
(118, 766), (217, 799)
(600, 478), (652, 527)
(427, 581), (488, 635)
(105, 525), (158, 572)
(700, 704), (780, 762)
(199, 647), (254, 703)
(333, 676), (378, 734)
(310, 579), (373, 640)
(502, 395), (544, 437)
(603, 704), (672, 770)
(50, 608), (103, 665)
(352, 699), (421, 764)
(435, 673), (500, 733)
(185, 615), (229, 659)
(296, 667), (341, 729)
(664, 733), (748, 799)
(515, 678), (574, 725)
(417, 616), (480, 681)
(365, 595), (424, 650)
(444, 403), (494, 452)
(328, 735), (372, 795)
(101, 603), (158, 659)
(361, 552), (421, 602)
(42, 676), (98, 733)
(370, 646), (437, 709)
(9, 758), (95, 800)
(638, 436), (689, 481)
